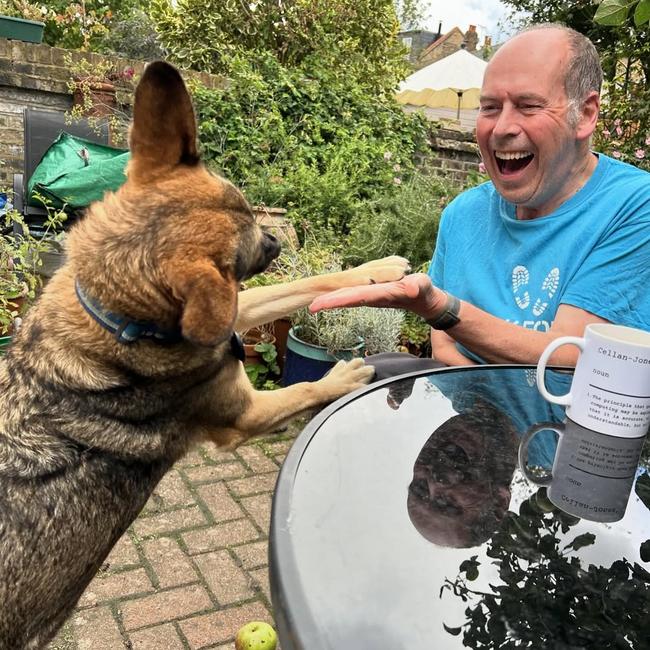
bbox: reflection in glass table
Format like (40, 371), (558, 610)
(269, 366), (650, 649)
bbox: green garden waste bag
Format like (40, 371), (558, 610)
(27, 132), (130, 210)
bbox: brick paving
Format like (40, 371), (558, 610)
(48, 419), (306, 650)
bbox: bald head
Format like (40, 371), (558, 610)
(492, 24), (602, 123)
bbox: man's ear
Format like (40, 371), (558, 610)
(165, 258), (238, 347)
(128, 61), (199, 180)
(576, 90), (600, 141)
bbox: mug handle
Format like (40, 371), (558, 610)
(518, 421), (564, 484)
(536, 336), (585, 405)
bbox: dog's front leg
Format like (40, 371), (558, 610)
(235, 255), (410, 331)
(209, 359), (374, 444)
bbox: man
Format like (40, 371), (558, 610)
(407, 398), (518, 548)
(311, 25), (650, 367)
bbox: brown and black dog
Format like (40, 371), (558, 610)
(0, 61), (408, 648)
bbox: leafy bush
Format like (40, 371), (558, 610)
(344, 169), (465, 268)
(191, 53), (430, 243)
(98, 8), (166, 60)
(151, 0), (408, 93)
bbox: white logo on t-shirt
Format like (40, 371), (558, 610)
(511, 265), (560, 322)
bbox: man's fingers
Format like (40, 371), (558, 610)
(310, 285), (389, 312)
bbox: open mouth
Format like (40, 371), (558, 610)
(495, 150), (534, 175)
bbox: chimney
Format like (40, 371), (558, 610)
(437, 21), (442, 37)
(464, 24), (479, 52)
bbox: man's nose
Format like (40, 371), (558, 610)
(492, 104), (522, 139)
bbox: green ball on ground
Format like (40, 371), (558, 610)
(235, 621), (278, 650)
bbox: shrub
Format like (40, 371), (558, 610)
(191, 53), (430, 242)
(344, 169), (465, 268)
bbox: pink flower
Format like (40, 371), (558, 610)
(614, 118), (621, 126)
(393, 163), (401, 172)
(393, 177), (402, 185)
(645, 136), (650, 146)
(478, 161), (487, 173)
(616, 126), (623, 136)
(635, 149), (645, 159)
(602, 129), (611, 138)
(383, 151), (393, 161)
(612, 151), (622, 159)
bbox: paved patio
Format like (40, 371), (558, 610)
(49, 417), (307, 650)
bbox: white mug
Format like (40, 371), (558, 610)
(519, 419), (644, 522)
(537, 323), (650, 438)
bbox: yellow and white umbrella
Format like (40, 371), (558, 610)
(397, 49), (488, 119)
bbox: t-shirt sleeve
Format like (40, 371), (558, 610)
(561, 209), (650, 330)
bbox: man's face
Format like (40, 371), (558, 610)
(476, 30), (587, 219)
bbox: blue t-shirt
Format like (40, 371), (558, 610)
(428, 153), (650, 362)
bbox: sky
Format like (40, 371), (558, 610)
(421, 0), (525, 45)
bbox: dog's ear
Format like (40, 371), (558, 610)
(166, 259), (238, 347)
(129, 61), (199, 179)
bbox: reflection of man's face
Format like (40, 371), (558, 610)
(408, 407), (516, 547)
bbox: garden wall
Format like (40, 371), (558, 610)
(0, 39), (223, 187)
(425, 124), (481, 183)
(0, 38), (481, 189)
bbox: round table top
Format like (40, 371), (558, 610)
(269, 365), (650, 649)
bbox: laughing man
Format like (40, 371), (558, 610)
(311, 24), (650, 368)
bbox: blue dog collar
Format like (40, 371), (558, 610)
(75, 280), (183, 345)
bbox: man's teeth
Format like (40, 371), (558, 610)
(495, 151), (533, 160)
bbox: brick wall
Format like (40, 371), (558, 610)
(425, 124), (481, 183)
(0, 39), (223, 187)
(0, 38), (480, 191)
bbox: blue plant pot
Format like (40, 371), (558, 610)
(282, 327), (363, 385)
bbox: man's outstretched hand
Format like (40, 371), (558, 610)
(309, 273), (445, 321)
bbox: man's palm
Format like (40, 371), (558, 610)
(310, 273), (439, 319)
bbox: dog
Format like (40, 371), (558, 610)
(0, 61), (408, 648)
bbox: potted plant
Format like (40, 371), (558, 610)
(0, 0), (45, 43)
(0, 197), (67, 354)
(285, 303), (403, 385)
(65, 55), (136, 145)
(274, 241), (403, 385)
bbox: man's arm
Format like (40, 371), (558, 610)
(430, 329), (477, 365)
(436, 300), (609, 366)
(310, 274), (609, 367)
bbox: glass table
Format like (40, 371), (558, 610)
(269, 365), (650, 649)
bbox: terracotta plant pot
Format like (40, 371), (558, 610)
(242, 328), (276, 366)
(72, 79), (117, 118)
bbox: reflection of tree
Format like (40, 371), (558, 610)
(441, 489), (650, 648)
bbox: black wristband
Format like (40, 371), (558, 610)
(425, 292), (461, 330)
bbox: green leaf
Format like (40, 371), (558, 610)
(594, 0), (633, 25)
(634, 0), (650, 25)
(640, 539), (650, 562)
(443, 623), (462, 636)
(564, 532), (596, 551)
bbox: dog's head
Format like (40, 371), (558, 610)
(71, 61), (280, 348)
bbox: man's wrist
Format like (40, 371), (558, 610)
(425, 291), (461, 330)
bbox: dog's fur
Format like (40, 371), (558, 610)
(0, 62), (408, 648)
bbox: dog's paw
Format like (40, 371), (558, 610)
(352, 256), (411, 284)
(318, 358), (375, 400)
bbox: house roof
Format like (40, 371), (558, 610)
(418, 26), (464, 60)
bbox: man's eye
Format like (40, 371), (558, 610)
(479, 105), (498, 113)
(521, 104), (542, 110)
